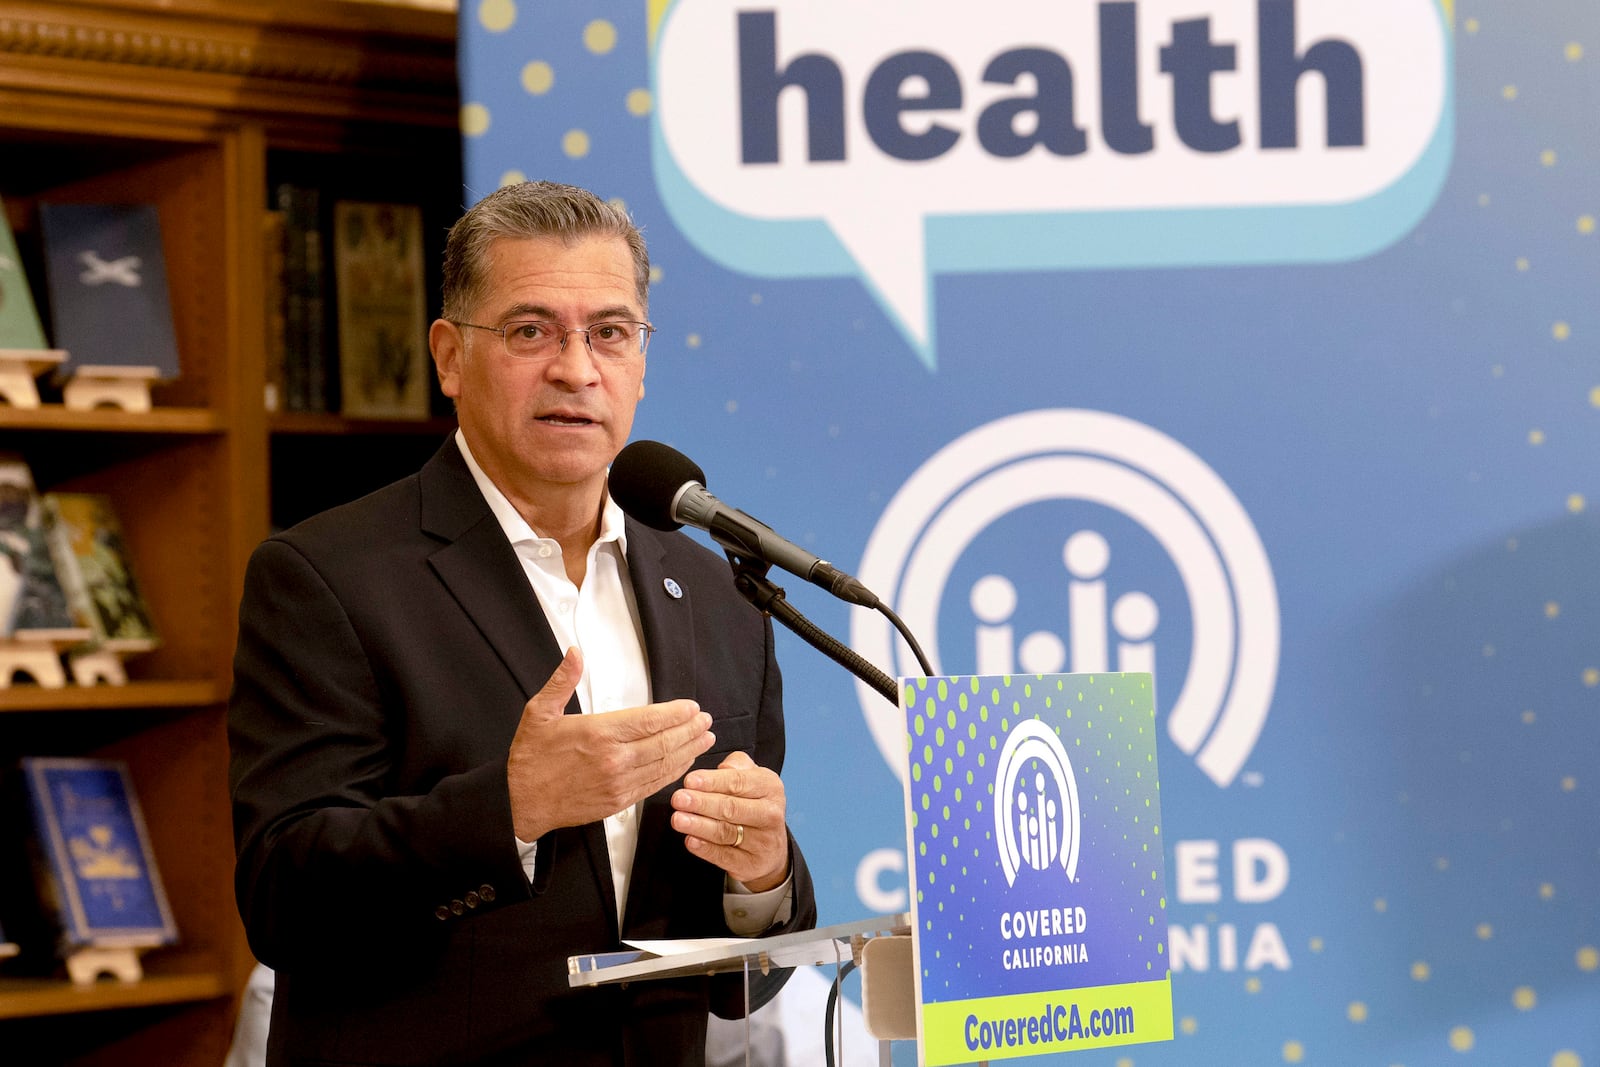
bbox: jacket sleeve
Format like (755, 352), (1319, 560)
(708, 611), (820, 1018)
(228, 537), (531, 970)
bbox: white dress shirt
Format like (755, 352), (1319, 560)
(455, 433), (788, 935)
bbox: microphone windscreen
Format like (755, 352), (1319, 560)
(609, 440), (707, 531)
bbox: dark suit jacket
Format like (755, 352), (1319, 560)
(229, 439), (816, 1067)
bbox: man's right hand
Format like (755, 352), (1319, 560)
(507, 647), (715, 842)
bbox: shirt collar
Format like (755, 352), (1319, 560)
(454, 429), (629, 555)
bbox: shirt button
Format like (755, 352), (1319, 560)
(732, 908), (749, 920)
(558, 602), (572, 615)
(538, 544), (553, 558)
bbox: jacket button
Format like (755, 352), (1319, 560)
(450, 899), (466, 915)
(479, 884), (496, 903)
(434, 906), (451, 921)
(464, 891), (480, 908)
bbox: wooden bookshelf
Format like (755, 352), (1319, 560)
(0, 1), (460, 1061)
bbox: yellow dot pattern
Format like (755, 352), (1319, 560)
(1553, 321), (1571, 340)
(461, 103), (491, 137)
(498, 170), (527, 188)
(1579, 946), (1600, 971)
(1551, 1053), (1583, 1067)
(584, 19), (618, 54)
(1283, 1040), (1305, 1063)
(1568, 494), (1586, 514)
(1348, 1001), (1368, 1023)
(626, 88), (653, 116)
(477, 0), (516, 33)
(1513, 986), (1537, 1010)
(521, 61), (554, 95)
(1449, 1026), (1475, 1052)
(1412, 961), (1432, 981)
(1579, 215), (1596, 234)
(562, 129), (590, 158)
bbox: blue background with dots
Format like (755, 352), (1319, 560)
(458, 2), (1599, 1064)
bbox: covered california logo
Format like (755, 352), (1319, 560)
(995, 719), (1081, 887)
(852, 409), (1280, 792)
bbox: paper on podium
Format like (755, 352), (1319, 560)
(568, 914), (909, 988)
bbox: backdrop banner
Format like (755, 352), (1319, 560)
(459, 1), (1599, 1063)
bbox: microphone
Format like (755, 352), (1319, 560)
(609, 440), (880, 608)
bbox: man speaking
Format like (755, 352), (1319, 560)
(228, 180), (816, 1066)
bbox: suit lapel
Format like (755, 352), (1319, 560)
(418, 441), (569, 700)
(622, 520), (707, 934)
(624, 520), (699, 702)
(417, 440), (619, 929)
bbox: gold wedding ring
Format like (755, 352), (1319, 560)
(733, 824), (745, 848)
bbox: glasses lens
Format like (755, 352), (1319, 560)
(503, 321), (562, 359)
(588, 322), (642, 358)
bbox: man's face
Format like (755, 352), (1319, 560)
(431, 234), (646, 508)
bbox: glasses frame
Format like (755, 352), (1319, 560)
(452, 318), (656, 360)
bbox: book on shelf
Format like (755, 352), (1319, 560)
(37, 202), (182, 381)
(333, 200), (430, 419)
(0, 193), (51, 352)
(41, 492), (160, 655)
(0, 456), (92, 645)
(15, 757), (179, 954)
(263, 208), (288, 413)
(274, 183), (331, 413)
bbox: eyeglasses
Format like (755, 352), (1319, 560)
(453, 319), (655, 361)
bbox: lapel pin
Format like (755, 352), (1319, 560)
(663, 577), (683, 599)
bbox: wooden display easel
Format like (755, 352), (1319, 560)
(0, 349), (68, 408)
(68, 646), (130, 686)
(61, 365), (159, 413)
(0, 636), (70, 688)
(65, 945), (144, 985)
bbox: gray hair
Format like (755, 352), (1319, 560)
(441, 181), (649, 320)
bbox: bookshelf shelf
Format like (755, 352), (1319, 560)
(0, 680), (226, 714)
(0, 970), (229, 1021)
(0, 406), (223, 434)
(269, 411), (456, 437)
(0, 1), (460, 1061)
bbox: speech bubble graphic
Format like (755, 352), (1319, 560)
(651, 0), (1452, 367)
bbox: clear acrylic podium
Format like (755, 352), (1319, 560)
(569, 913), (914, 1065)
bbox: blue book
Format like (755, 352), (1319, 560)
(0, 195), (50, 352)
(21, 758), (178, 950)
(38, 202), (182, 381)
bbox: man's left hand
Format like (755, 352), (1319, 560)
(669, 751), (789, 892)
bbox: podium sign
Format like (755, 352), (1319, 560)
(901, 673), (1173, 1063)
